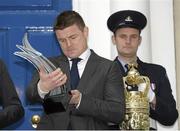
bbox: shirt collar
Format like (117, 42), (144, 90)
(68, 48), (91, 62)
(117, 57), (127, 68)
(79, 48), (91, 61)
(117, 56), (138, 71)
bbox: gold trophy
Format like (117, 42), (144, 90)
(120, 63), (150, 130)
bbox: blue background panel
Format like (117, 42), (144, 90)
(0, 0), (72, 130)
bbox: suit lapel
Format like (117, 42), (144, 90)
(137, 58), (147, 76)
(77, 51), (99, 92)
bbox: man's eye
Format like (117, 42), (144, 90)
(120, 35), (127, 39)
(59, 39), (65, 43)
(70, 36), (77, 39)
(131, 35), (138, 39)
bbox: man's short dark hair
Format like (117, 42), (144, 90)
(54, 10), (85, 31)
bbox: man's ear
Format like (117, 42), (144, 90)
(83, 26), (89, 37)
(139, 36), (142, 46)
(112, 35), (116, 45)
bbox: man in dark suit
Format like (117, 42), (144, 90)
(26, 10), (125, 130)
(107, 10), (178, 129)
(0, 59), (24, 129)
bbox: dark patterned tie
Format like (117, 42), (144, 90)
(125, 64), (129, 74)
(70, 58), (81, 90)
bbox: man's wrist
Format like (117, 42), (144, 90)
(37, 82), (49, 99)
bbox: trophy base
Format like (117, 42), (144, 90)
(43, 93), (71, 114)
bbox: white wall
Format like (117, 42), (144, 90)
(73, 0), (178, 130)
(73, 0), (112, 59)
(149, 1), (178, 129)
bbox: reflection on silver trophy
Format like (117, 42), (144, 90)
(14, 33), (71, 114)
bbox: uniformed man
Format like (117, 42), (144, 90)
(107, 10), (178, 129)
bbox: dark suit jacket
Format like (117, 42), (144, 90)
(26, 50), (125, 130)
(0, 59), (24, 129)
(115, 57), (178, 126)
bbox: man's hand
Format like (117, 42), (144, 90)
(150, 96), (156, 110)
(38, 67), (67, 92)
(138, 83), (156, 110)
(69, 90), (82, 107)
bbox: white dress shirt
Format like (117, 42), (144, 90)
(68, 48), (91, 78)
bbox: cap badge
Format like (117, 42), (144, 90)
(125, 16), (133, 22)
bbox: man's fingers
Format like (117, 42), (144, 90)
(39, 66), (46, 74)
(56, 74), (67, 86)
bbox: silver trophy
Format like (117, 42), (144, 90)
(14, 33), (71, 114)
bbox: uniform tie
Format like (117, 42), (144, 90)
(70, 58), (81, 90)
(124, 64), (129, 73)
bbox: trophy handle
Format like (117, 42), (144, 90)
(141, 76), (150, 97)
(123, 77), (130, 98)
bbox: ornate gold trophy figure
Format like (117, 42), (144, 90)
(120, 63), (150, 130)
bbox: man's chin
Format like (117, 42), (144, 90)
(66, 50), (82, 58)
(66, 54), (78, 59)
(121, 53), (136, 58)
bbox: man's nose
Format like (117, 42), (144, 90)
(66, 39), (71, 47)
(126, 37), (131, 44)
